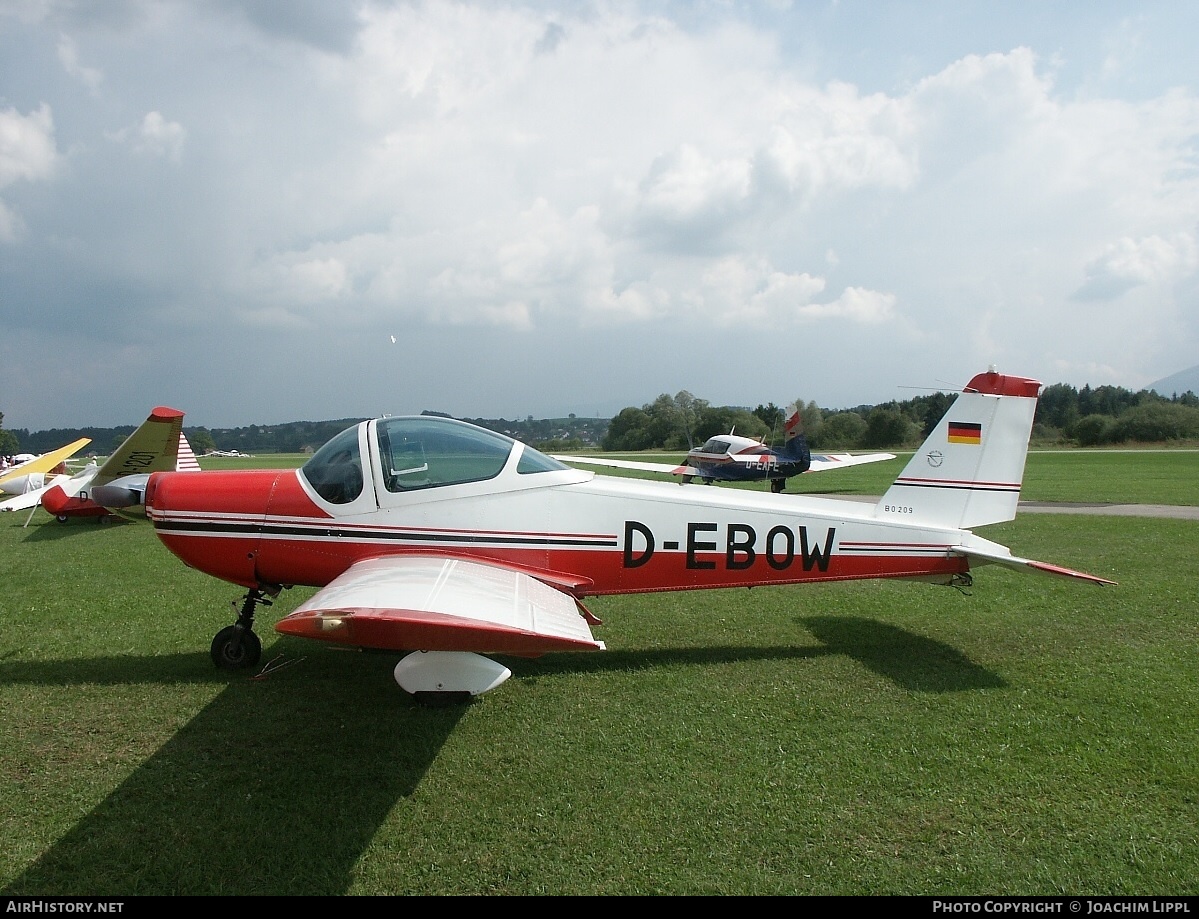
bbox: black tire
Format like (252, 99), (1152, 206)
(413, 690), (473, 707)
(770, 479), (786, 494)
(210, 625), (263, 671)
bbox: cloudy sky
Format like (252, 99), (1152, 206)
(2, 1), (1198, 431)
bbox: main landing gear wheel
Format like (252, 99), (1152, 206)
(211, 625), (263, 671)
(770, 479), (786, 494)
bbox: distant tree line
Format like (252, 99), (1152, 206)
(3, 412), (608, 456)
(602, 383), (1199, 452)
(3, 384), (1196, 457)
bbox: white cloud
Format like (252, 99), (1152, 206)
(106, 111), (186, 161)
(637, 144), (753, 227)
(57, 33), (103, 94)
(0, 103), (57, 186)
(0, 103), (58, 242)
(132, 111), (186, 161)
(796, 286), (897, 323)
(1076, 233), (1199, 300)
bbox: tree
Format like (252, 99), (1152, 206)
(0, 410), (18, 456)
(667, 391), (705, 449)
(904, 390), (955, 438)
(1037, 383), (1080, 432)
(187, 428), (217, 455)
(1070, 414), (1113, 446)
(694, 406), (769, 444)
(1111, 403), (1199, 442)
(753, 402), (784, 434)
(791, 399), (823, 446)
(602, 407), (655, 451)
(817, 411), (867, 448)
(862, 406), (917, 449)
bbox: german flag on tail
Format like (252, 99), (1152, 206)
(947, 421), (982, 444)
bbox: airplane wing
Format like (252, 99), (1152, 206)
(0, 438), (91, 489)
(554, 453), (896, 477)
(275, 556), (606, 655)
(808, 451), (897, 472)
(0, 474), (73, 512)
(551, 455), (693, 476)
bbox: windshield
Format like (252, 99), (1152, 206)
(376, 416), (566, 492)
(300, 425), (364, 504)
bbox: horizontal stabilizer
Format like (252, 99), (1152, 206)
(953, 544), (1116, 586)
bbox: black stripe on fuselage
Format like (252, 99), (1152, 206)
(152, 518), (618, 548)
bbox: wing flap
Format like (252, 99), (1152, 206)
(276, 556), (605, 655)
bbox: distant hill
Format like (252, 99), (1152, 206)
(1148, 365), (1199, 397)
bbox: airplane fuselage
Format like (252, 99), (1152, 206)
(146, 444), (968, 600)
(138, 372), (1113, 695)
(685, 451), (806, 483)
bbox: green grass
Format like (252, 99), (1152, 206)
(0, 452), (1196, 894)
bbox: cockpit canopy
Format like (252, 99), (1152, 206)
(300, 415), (571, 505)
(697, 438), (733, 455)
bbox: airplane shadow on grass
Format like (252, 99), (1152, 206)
(15, 515), (136, 540)
(1, 618), (1002, 895)
(514, 616), (1006, 695)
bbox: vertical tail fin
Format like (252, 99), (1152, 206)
(875, 370), (1041, 529)
(93, 407), (186, 488)
(780, 403), (812, 467)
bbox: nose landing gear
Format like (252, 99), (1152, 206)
(210, 586), (277, 671)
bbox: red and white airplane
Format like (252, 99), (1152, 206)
(555, 402), (894, 493)
(0, 407), (200, 522)
(144, 368), (1114, 703)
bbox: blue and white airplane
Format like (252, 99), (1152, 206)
(556, 403), (894, 494)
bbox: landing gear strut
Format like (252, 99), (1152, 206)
(210, 586), (275, 671)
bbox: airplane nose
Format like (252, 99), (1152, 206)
(147, 469), (280, 589)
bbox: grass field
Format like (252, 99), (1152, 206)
(0, 450), (1196, 895)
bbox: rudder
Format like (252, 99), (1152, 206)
(875, 370), (1041, 529)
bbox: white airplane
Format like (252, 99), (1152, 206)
(0, 408), (199, 522)
(555, 402), (894, 493)
(0, 437), (92, 497)
(143, 368), (1115, 704)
